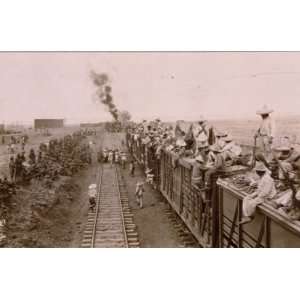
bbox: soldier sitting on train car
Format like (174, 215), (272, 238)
(192, 139), (210, 189)
(204, 144), (225, 188)
(221, 134), (242, 166)
(277, 143), (300, 182)
(240, 162), (276, 225)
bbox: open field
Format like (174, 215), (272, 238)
(171, 116), (300, 149)
(212, 117), (300, 147)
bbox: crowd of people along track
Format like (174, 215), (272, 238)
(127, 104), (300, 223)
(1, 131), (93, 206)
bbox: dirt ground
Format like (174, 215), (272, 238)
(119, 161), (183, 248)
(1, 130), (184, 247)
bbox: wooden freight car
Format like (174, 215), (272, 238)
(129, 135), (300, 247)
(217, 179), (300, 248)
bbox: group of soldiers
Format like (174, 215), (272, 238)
(127, 105), (300, 222)
(126, 117), (244, 188)
(98, 147), (128, 169)
(7, 131), (93, 186)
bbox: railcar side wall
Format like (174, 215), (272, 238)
(217, 182), (300, 248)
(128, 134), (219, 247)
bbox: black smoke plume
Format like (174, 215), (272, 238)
(90, 71), (119, 121)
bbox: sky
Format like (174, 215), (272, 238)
(1, 52), (300, 125)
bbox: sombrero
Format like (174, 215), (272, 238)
(89, 183), (97, 189)
(255, 161), (268, 172)
(256, 105), (274, 115)
(176, 139), (186, 147)
(198, 115), (206, 123)
(215, 131), (227, 138)
(224, 134), (233, 142)
(195, 154), (204, 163)
(276, 145), (291, 152)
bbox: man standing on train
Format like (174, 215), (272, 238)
(255, 105), (276, 161)
(193, 115), (215, 149)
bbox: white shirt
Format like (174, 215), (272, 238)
(193, 122), (210, 141)
(253, 172), (276, 199)
(258, 116), (276, 138)
(223, 141), (242, 157)
(88, 188), (97, 198)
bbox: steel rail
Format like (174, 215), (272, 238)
(114, 165), (129, 248)
(91, 165), (103, 248)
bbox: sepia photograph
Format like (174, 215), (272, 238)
(1, 52), (300, 248)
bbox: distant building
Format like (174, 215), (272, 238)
(34, 119), (64, 130)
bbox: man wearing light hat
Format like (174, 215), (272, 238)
(276, 141), (300, 181)
(240, 161), (276, 224)
(215, 131), (227, 149)
(193, 115), (215, 148)
(194, 135), (210, 157)
(191, 138), (210, 188)
(255, 104), (276, 161)
(222, 134), (242, 164)
(204, 144), (225, 187)
(88, 183), (97, 212)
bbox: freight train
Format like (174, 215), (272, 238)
(128, 133), (300, 248)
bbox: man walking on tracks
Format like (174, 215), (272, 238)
(108, 150), (114, 167)
(120, 151), (127, 169)
(88, 183), (97, 212)
(135, 181), (145, 208)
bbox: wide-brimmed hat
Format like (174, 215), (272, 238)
(215, 131), (227, 138)
(198, 115), (206, 122)
(224, 134), (233, 142)
(176, 139), (186, 147)
(209, 144), (223, 153)
(256, 105), (274, 115)
(89, 183), (97, 189)
(276, 145), (291, 152)
(255, 161), (268, 172)
(276, 136), (292, 152)
(195, 154), (204, 163)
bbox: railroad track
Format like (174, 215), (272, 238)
(81, 164), (139, 248)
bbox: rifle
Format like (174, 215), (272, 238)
(250, 135), (258, 169)
(272, 150), (298, 208)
